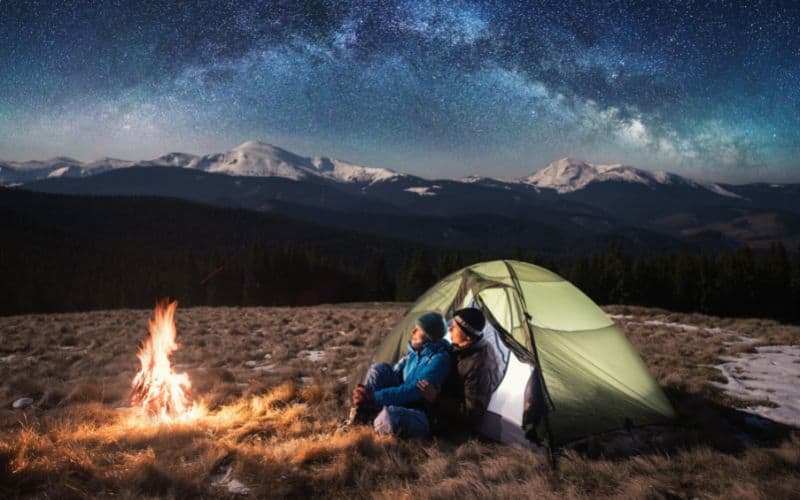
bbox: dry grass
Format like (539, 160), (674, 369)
(1, 303), (798, 498)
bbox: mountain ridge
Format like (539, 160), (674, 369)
(2, 140), (787, 193)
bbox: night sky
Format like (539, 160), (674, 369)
(1, 1), (799, 182)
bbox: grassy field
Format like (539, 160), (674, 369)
(1, 303), (798, 498)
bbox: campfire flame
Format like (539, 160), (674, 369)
(131, 299), (193, 421)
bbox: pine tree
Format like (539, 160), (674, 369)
(673, 248), (699, 311)
(789, 245), (800, 322)
(758, 242), (791, 319)
(396, 250), (435, 301)
(361, 252), (394, 300)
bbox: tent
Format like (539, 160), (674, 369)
(359, 260), (675, 453)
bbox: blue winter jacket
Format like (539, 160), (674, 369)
(373, 339), (452, 407)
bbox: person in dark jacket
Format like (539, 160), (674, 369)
(417, 307), (493, 440)
(350, 311), (451, 438)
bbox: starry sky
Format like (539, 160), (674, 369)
(1, 1), (799, 182)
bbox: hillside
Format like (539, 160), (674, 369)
(10, 143), (800, 250)
(0, 187), (438, 314)
(3, 188), (800, 322)
(0, 304), (797, 498)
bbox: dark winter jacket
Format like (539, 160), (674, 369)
(430, 338), (493, 438)
(373, 339), (451, 408)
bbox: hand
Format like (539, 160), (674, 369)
(352, 384), (374, 406)
(416, 379), (441, 403)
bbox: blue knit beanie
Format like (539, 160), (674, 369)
(416, 312), (447, 342)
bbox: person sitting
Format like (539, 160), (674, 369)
(417, 307), (493, 441)
(350, 311), (451, 438)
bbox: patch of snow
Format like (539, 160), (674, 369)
(147, 152), (198, 167)
(641, 319), (699, 331)
(723, 335), (757, 346)
(298, 349), (325, 362)
(610, 316), (750, 339)
(459, 175), (490, 183)
(621, 318), (700, 331)
(696, 181), (741, 199)
(47, 166), (72, 177)
(311, 156), (399, 184)
(226, 479), (250, 495)
(0, 354), (16, 362)
(338, 376), (348, 384)
(712, 344), (800, 427)
(652, 170), (674, 184)
(12, 397), (34, 409)
(85, 157), (135, 170)
(405, 186), (437, 196)
(251, 363), (276, 372)
(211, 462), (250, 496)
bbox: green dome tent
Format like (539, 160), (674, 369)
(358, 260), (675, 453)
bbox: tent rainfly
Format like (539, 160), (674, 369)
(358, 260), (675, 455)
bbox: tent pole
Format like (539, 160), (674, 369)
(503, 260), (559, 470)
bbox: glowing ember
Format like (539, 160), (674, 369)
(131, 299), (193, 421)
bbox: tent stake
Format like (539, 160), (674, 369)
(547, 445), (558, 471)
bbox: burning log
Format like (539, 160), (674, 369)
(131, 299), (193, 421)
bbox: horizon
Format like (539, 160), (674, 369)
(2, 1), (799, 183)
(5, 139), (793, 186)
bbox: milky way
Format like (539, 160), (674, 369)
(1, 0), (798, 181)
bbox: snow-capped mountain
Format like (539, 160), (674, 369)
(0, 141), (403, 187)
(13, 146), (800, 250)
(184, 140), (402, 185)
(144, 152), (200, 167)
(523, 157), (740, 198)
(458, 175), (524, 189)
(84, 157), (135, 170)
(43, 157), (134, 179)
(0, 146), (763, 201)
(190, 141), (315, 180)
(0, 155), (135, 183)
(6, 156), (83, 171)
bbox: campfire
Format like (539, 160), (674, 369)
(131, 299), (195, 421)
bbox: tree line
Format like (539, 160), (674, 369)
(2, 236), (800, 323)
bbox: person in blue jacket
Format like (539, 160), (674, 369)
(350, 311), (451, 438)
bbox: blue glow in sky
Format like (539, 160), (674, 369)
(1, 0), (799, 182)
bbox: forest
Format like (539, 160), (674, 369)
(2, 188), (799, 322)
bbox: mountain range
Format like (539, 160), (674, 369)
(4, 140), (800, 252)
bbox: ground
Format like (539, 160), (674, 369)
(1, 303), (798, 499)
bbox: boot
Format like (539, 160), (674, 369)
(344, 406), (375, 427)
